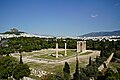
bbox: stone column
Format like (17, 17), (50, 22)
(56, 43), (58, 58)
(77, 41), (79, 52)
(77, 41), (81, 52)
(65, 43), (67, 56)
(84, 41), (86, 51)
(78, 42), (80, 52)
(82, 41), (86, 52)
(80, 42), (82, 52)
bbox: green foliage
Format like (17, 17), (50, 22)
(114, 50), (120, 59)
(41, 73), (64, 80)
(0, 37), (77, 55)
(0, 56), (17, 79)
(13, 63), (30, 80)
(1, 37), (119, 56)
(95, 56), (106, 67)
(88, 57), (92, 66)
(19, 53), (23, 64)
(85, 64), (98, 79)
(73, 59), (80, 80)
(1, 37), (120, 80)
(0, 55), (30, 80)
(12, 53), (30, 80)
(79, 68), (89, 80)
(104, 68), (120, 80)
(63, 62), (70, 73)
(63, 62), (70, 80)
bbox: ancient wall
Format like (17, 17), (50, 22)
(98, 53), (114, 72)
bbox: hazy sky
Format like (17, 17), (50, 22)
(0, 0), (120, 36)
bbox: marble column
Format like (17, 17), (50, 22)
(77, 41), (80, 52)
(77, 41), (79, 52)
(84, 41), (86, 51)
(56, 43), (58, 58)
(82, 41), (86, 52)
(65, 43), (67, 56)
(80, 42), (82, 52)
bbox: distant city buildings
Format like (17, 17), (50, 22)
(0, 33), (54, 39)
(78, 36), (120, 41)
(0, 28), (120, 41)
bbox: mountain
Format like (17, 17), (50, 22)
(81, 30), (120, 37)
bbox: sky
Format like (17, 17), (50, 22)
(0, 0), (120, 36)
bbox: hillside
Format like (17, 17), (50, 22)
(81, 30), (120, 37)
(0, 28), (25, 35)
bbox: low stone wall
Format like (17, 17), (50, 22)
(98, 64), (105, 72)
(98, 53), (114, 72)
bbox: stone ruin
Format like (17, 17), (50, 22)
(30, 68), (53, 78)
(77, 41), (86, 53)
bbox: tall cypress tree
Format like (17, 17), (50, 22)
(63, 62), (70, 80)
(73, 53), (79, 80)
(88, 56), (92, 66)
(19, 53), (23, 64)
(92, 41), (95, 50)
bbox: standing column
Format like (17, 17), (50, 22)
(77, 41), (81, 52)
(77, 41), (79, 52)
(56, 43), (58, 58)
(81, 41), (83, 52)
(79, 42), (80, 52)
(82, 41), (86, 52)
(84, 41), (86, 51)
(65, 43), (67, 56)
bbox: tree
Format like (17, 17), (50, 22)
(85, 64), (98, 79)
(19, 53), (23, 64)
(13, 64), (30, 80)
(88, 57), (92, 66)
(79, 68), (89, 80)
(92, 41), (95, 50)
(12, 53), (30, 80)
(63, 62), (70, 80)
(104, 68), (120, 80)
(114, 50), (120, 59)
(117, 68), (120, 74)
(73, 57), (79, 80)
(0, 56), (17, 79)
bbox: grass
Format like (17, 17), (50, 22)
(13, 52), (39, 56)
(33, 50), (76, 60)
(27, 62), (60, 72)
(27, 58), (88, 74)
(109, 62), (120, 69)
(23, 50), (93, 79)
(28, 61), (88, 80)
(12, 49), (96, 80)
(80, 51), (92, 55)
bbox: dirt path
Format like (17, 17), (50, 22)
(12, 50), (100, 65)
(55, 50), (100, 64)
